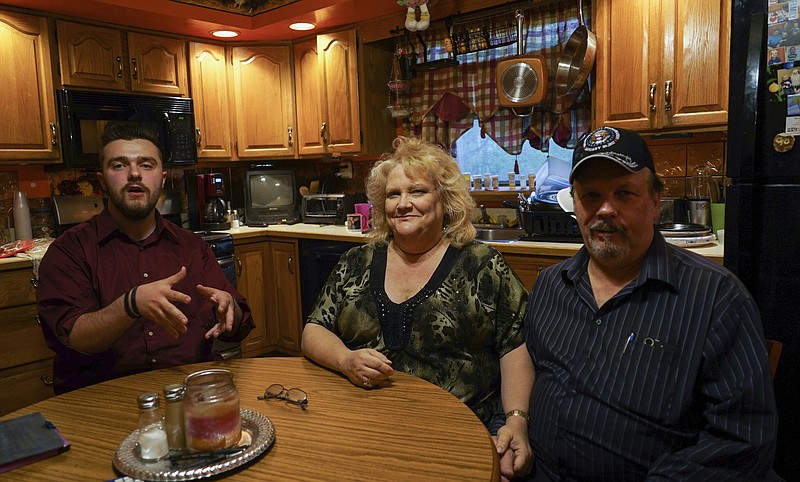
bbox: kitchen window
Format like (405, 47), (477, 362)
(399, 0), (590, 178)
(453, 116), (573, 184)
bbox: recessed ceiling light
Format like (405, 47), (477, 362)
(289, 22), (316, 31)
(212, 30), (240, 38)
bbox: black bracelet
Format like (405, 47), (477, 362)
(129, 285), (142, 318)
(123, 288), (138, 319)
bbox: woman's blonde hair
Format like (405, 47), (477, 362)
(365, 137), (476, 247)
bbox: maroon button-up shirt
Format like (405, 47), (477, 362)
(37, 209), (253, 393)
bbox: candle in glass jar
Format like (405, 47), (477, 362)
(183, 369), (241, 451)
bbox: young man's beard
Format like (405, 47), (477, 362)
(107, 185), (159, 221)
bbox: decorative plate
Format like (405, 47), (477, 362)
(113, 409), (275, 481)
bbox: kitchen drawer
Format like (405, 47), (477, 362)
(0, 304), (50, 370)
(0, 267), (36, 309)
(0, 358), (54, 416)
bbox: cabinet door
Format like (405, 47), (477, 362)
(662, 0), (729, 129)
(294, 38), (325, 156)
(189, 42), (233, 158)
(594, 0), (660, 131)
(127, 32), (188, 96)
(235, 242), (270, 356)
(0, 11), (59, 161)
(56, 20), (126, 91)
(0, 359), (54, 416)
(266, 240), (302, 354)
(231, 45), (295, 158)
(502, 253), (567, 290)
(318, 30), (361, 153)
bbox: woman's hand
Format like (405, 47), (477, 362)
(339, 349), (394, 389)
(493, 416), (533, 480)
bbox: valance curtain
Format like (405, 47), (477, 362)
(399, 0), (592, 154)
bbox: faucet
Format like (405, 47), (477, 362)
(479, 205), (491, 224)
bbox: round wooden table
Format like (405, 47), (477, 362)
(0, 357), (499, 481)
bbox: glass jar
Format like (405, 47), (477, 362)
(183, 369), (241, 451)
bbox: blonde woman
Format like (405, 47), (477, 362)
(302, 137), (533, 479)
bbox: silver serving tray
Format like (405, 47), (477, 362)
(113, 409), (275, 481)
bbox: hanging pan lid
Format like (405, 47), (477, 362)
(554, 0), (597, 97)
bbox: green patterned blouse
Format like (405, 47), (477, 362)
(306, 241), (528, 424)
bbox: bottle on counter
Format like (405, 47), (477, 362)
(137, 392), (169, 461)
(12, 191), (32, 241)
(231, 210), (240, 229)
(163, 384), (186, 451)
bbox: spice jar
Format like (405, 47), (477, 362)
(163, 384), (186, 451)
(183, 369), (241, 451)
(137, 392), (169, 461)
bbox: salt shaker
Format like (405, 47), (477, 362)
(163, 384), (186, 451)
(137, 392), (169, 461)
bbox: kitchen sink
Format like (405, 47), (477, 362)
(474, 225), (523, 242)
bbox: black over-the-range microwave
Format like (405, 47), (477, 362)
(56, 89), (198, 169)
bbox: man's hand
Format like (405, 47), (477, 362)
(195, 283), (239, 339)
(134, 267), (191, 338)
(493, 416), (533, 480)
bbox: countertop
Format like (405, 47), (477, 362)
(0, 224), (724, 272)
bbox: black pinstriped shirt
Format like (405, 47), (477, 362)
(523, 233), (778, 481)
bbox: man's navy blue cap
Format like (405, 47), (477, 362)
(570, 126), (654, 183)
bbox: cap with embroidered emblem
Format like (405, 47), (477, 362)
(570, 126), (654, 182)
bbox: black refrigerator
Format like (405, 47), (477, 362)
(728, 2), (800, 478)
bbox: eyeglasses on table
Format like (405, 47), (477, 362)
(258, 383), (308, 410)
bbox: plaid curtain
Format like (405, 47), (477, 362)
(397, 0), (592, 154)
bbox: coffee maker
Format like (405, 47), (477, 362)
(187, 173), (230, 231)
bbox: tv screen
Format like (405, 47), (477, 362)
(244, 169), (297, 225)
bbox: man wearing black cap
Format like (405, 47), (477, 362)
(521, 127), (778, 480)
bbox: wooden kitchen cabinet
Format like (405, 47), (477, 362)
(188, 42), (233, 159)
(56, 20), (188, 96)
(503, 252), (568, 289)
(593, 0), (730, 132)
(231, 45), (296, 158)
(0, 265), (54, 416)
(294, 30), (361, 155)
(234, 237), (302, 357)
(0, 11), (60, 162)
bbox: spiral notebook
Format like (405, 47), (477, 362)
(0, 412), (71, 473)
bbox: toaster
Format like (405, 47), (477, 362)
(302, 194), (365, 225)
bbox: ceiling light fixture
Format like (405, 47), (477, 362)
(289, 22), (316, 31)
(212, 30), (240, 38)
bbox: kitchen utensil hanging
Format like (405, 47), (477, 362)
(554, 0), (596, 97)
(496, 9), (548, 116)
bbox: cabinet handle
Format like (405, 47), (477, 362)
(288, 126), (293, 146)
(31, 277), (39, 289)
(116, 56), (123, 78)
(195, 127), (202, 147)
(649, 83), (657, 112)
(41, 375), (53, 386)
(131, 58), (138, 80)
(321, 122), (328, 144)
(35, 314), (41, 325)
(49, 122), (57, 147)
(537, 267), (545, 274)
(236, 257), (242, 277)
(288, 256), (294, 275)
(664, 80), (672, 112)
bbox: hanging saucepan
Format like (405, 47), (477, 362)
(554, 0), (597, 97)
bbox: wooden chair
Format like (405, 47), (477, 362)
(765, 338), (783, 379)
